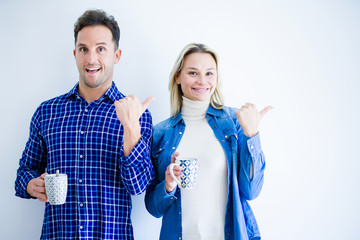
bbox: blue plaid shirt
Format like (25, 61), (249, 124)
(15, 82), (154, 240)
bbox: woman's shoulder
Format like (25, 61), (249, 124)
(218, 106), (238, 120)
(154, 117), (172, 131)
(153, 117), (175, 139)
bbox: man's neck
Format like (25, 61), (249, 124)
(78, 81), (112, 103)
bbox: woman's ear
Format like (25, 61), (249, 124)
(175, 73), (181, 84)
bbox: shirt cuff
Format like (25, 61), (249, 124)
(246, 132), (262, 156)
(159, 180), (177, 199)
(15, 171), (40, 199)
(120, 137), (148, 167)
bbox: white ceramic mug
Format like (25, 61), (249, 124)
(45, 170), (68, 205)
(169, 157), (198, 189)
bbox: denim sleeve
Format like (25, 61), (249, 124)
(145, 129), (178, 218)
(119, 110), (155, 196)
(15, 106), (47, 199)
(238, 131), (266, 200)
(145, 178), (178, 218)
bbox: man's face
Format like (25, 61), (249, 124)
(74, 25), (121, 90)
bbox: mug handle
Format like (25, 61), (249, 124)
(169, 163), (181, 186)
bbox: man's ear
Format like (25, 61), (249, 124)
(73, 49), (76, 59)
(114, 49), (122, 64)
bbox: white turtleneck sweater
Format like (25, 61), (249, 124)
(176, 97), (228, 240)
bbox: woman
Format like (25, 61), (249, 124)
(145, 43), (271, 240)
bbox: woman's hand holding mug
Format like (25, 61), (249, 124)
(165, 152), (181, 193)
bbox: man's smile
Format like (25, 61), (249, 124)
(86, 67), (101, 73)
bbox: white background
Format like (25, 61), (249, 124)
(1, 0), (359, 239)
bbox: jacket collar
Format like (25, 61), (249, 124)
(206, 105), (223, 117)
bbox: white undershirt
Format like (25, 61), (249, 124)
(176, 97), (228, 240)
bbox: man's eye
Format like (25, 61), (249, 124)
(98, 47), (105, 52)
(79, 48), (87, 52)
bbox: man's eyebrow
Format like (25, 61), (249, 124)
(76, 43), (86, 48)
(76, 42), (107, 47)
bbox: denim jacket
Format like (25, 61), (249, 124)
(145, 105), (265, 240)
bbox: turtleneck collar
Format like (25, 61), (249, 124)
(181, 96), (210, 121)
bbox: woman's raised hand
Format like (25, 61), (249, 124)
(236, 103), (273, 137)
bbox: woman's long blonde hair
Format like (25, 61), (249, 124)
(169, 43), (224, 117)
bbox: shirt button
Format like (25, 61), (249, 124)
(222, 140), (225, 142)
(250, 146), (254, 149)
(179, 212), (181, 215)
(80, 131), (84, 134)
(85, 109), (88, 112)
(79, 179), (83, 183)
(170, 197), (174, 200)
(225, 135), (228, 138)
(226, 233), (230, 236)
(80, 226), (83, 230)
(80, 155), (83, 158)
(172, 147), (175, 150)
(179, 132), (182, 134)
(80, 203), (84, 207)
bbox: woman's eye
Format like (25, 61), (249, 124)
(189, 72), (197, 76)
(206, 72), (214, 76)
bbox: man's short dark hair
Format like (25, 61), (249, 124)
(74, 9), (120, 49)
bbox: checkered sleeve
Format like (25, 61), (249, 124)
(15, 105), (47, 198)
(119, 109), (154, 195)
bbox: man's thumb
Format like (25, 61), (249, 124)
(142, 96), (155, 112)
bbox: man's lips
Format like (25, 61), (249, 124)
(85, 67), (101, 73)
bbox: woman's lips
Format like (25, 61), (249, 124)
(192, 87), (210, 93)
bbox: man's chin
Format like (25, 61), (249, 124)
(83, 79), (104, 89)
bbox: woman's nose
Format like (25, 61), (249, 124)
(196, 74), (205, 84)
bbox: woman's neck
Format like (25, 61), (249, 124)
(181, 96), (210, 121)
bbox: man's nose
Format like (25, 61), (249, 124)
(85, 50), (97, 64)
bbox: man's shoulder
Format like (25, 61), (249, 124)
(38, 93), (70, 109)
(29, 93), (71, 123)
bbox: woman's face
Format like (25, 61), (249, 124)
(176, 53), (217, 101)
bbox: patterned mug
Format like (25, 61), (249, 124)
(45, 170), (68, 205)
(169, 157), (198, 189)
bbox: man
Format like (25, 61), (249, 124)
(15, 9), (154, 239)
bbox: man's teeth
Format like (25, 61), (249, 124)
(86, 67), (101, 72)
